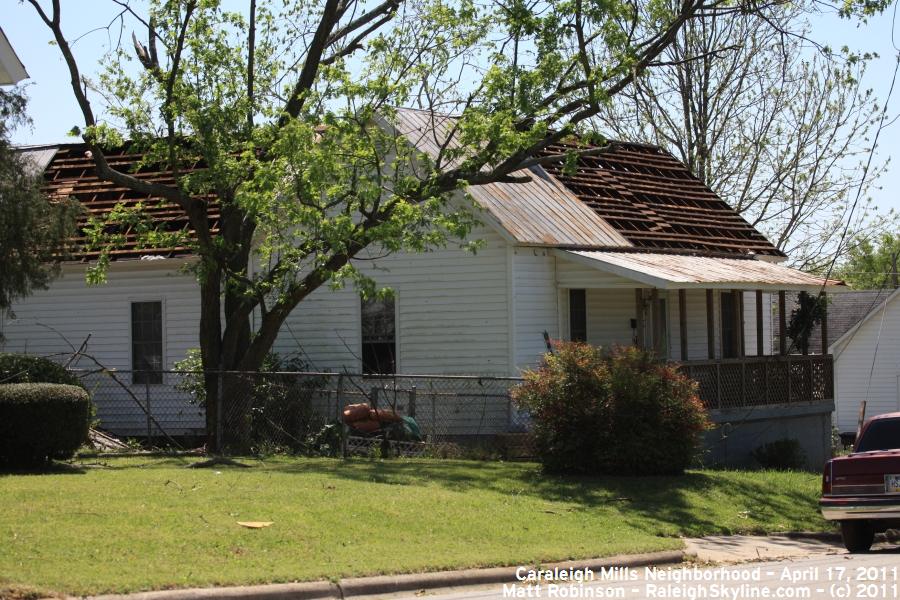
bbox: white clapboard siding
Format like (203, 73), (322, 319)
(274, 224), (512, 375)
(1, 260), (200, 369)
(512, 247), (558, 370)
(833, 293), (900, 434)
(0, 260), (205, 435)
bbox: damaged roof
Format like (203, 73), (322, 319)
(29, 143), (218, 261)
(540, 141), (784, 257)
(391, 107), (784, 257)
(30, 109), (787, 263)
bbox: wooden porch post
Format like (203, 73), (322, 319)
(778, 290), (787, 356)
(679, 289), (688, 361)
(635, 289), (645, 349)
(706, 289), (715, 359)
(820, 291), (828, 355)
(755, 290), (764, 356)
(650, 288), (659, 354)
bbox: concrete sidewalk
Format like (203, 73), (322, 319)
(683, 534), (846, 563)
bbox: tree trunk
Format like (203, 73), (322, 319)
(198, 259), (223, 452)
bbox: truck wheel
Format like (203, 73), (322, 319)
(841, 521), (875, 553)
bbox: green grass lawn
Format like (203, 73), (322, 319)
(0, 456), (829, 595)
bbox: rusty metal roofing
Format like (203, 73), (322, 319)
(389, 108), (631, 248)
(558, 250), (847, 292)
(390, 108), (783, 256)
(541, 141), (785, 257)
(38, 143), (217, 261)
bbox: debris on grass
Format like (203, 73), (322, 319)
(88, 429), (129, 452)
(237, 521), (273, 528)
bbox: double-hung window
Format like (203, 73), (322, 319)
(132, 301), (163, 384)
(361, 297), (396, 374)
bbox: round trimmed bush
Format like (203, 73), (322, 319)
(512, 343), (710, 476)
(0, 353), (81, 386)
(0, 383), (91, 466)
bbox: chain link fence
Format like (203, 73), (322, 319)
(72, 369), (531, 456)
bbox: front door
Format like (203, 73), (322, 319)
(721, 291), (740, 358)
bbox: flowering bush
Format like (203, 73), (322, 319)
(512, 342), (709, 475)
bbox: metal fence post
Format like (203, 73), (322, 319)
(431, 386), (436, 441)
(337, 374), (348, 458)
(336, 373), (344, 419)
(145, 377), (152, 445)
(216, 371), (224, 452)
(409, 386), (416, 418)
(370, 386), (379, 410)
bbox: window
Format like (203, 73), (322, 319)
(132, 301), (163, 384)
(361, 297), (396, 374)
(569, 289), (587, 342)
(856, 418), (900, 452)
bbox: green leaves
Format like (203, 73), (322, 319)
(0, 88), (79, 313)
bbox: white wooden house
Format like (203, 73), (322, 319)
(829, 288), (900, 435)
(2, 109), (848, 445)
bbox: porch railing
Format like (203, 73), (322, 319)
(678, 355), (834, 410)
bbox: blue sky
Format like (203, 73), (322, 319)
(5, 1), (900, 219)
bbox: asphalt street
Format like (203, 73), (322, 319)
(386, 546), (900, 600)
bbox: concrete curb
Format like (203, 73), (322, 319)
(339, 550), (684, 597)
(85, 550), (685, 600)
(88, 581), (339, 600)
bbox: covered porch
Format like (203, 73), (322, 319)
(554, 250), (845, 409)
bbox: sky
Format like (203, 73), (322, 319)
(4, 0), (900, 221)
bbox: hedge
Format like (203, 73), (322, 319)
(0, 353), (81, 386)
(0, 383), (91, 466)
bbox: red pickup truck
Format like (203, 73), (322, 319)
(820, 412), (900, 552)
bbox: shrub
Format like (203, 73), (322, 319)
(512, 343), (710, 476)
(0, 353), (80, 386)
(0, 383), (91, 466)
(752, 438), (807, 470)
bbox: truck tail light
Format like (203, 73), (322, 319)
(822, 461), (832, 495)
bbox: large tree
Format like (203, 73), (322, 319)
(0, 87), (77, 323)
(834, 231), (900, 289)
(25, 0), (887, 449)
(594, 2), (896, 270)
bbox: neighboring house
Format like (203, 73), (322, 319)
(828, 288), (900, 435)
(0, 26), (28, 85)
(1, 109), (848, 462)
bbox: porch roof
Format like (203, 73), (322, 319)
(556, 250), (849, 292)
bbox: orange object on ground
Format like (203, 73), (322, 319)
(342, 403), (370, 423)
(350, 418), (381, 433)
(370, 408), (403, 423)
